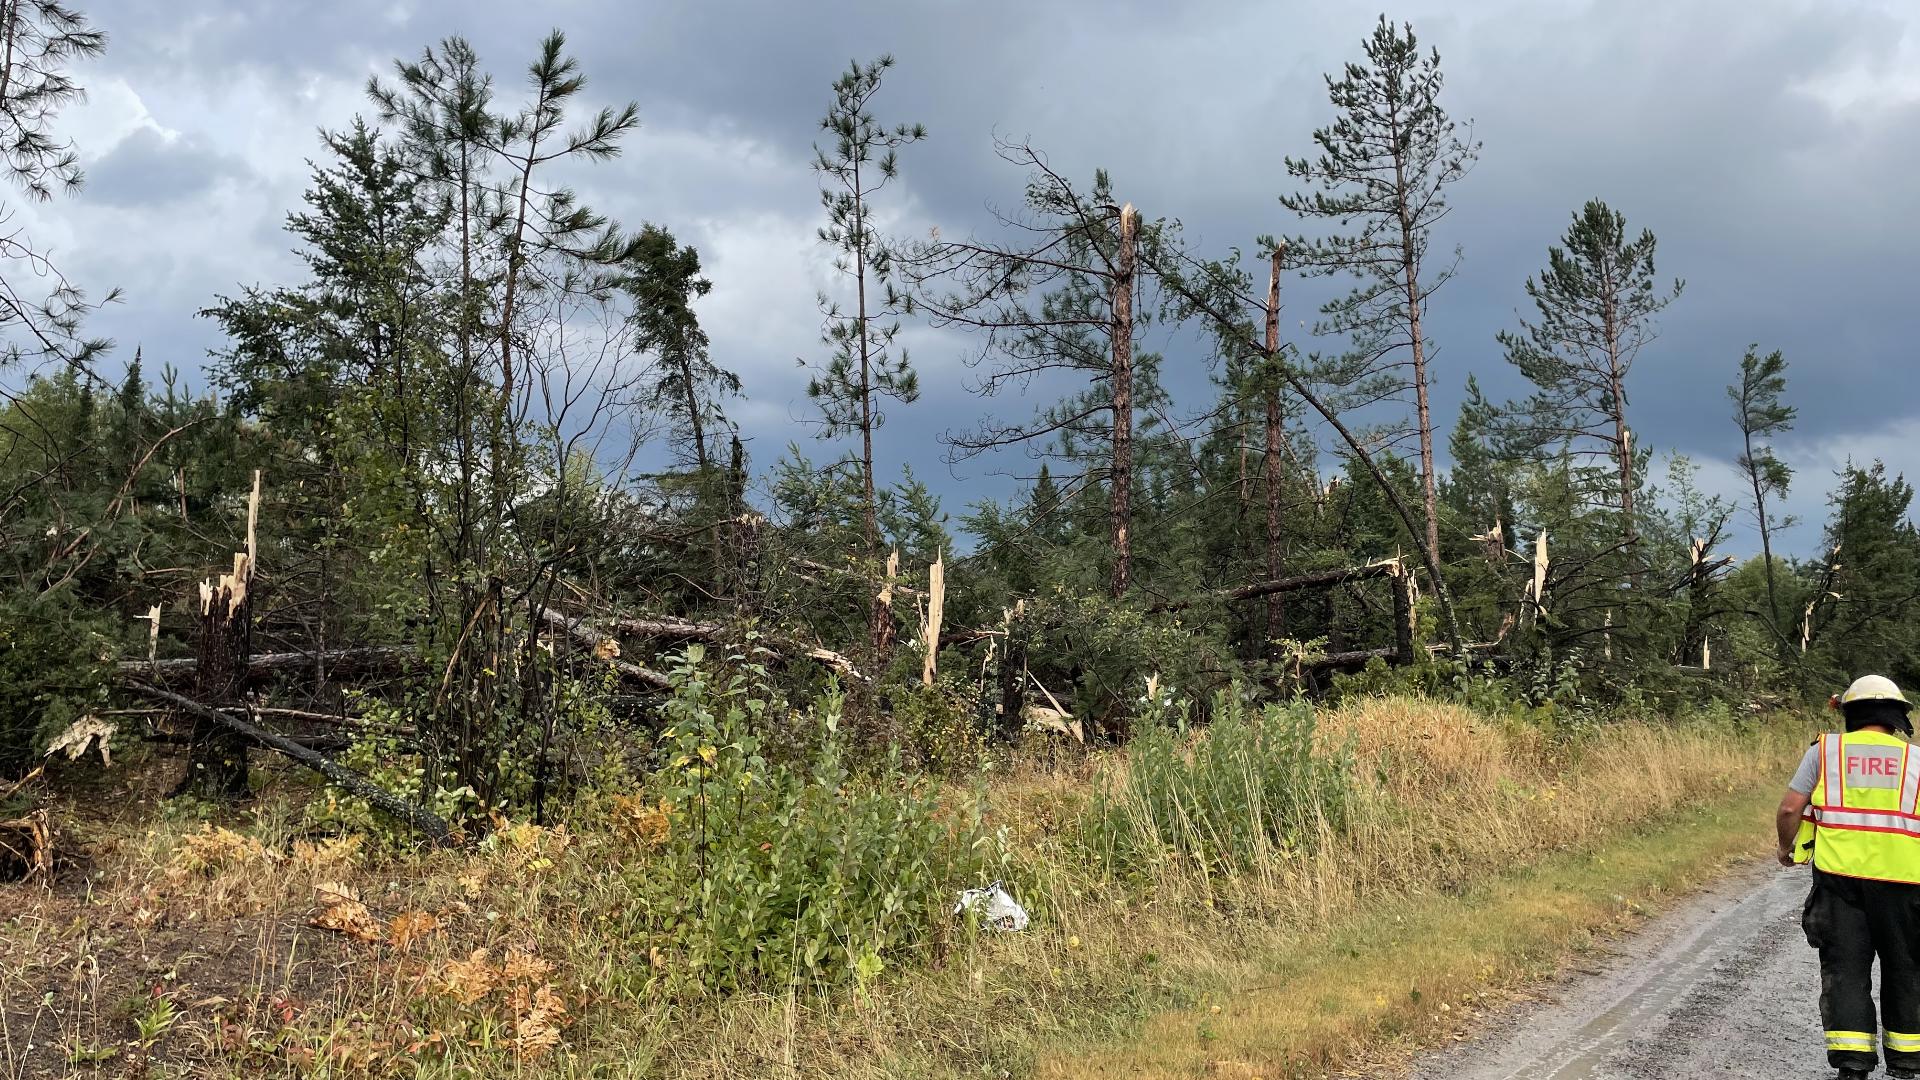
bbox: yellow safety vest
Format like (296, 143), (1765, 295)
(1796, 730), (1920, 884)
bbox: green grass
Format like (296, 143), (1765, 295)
(1035, 785), (1779, 1079)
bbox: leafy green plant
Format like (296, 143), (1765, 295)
(303, 702), (481, 846)
(132, 995), (177, 1046)
(606, 646), (988, 997)
(892, 676), (988, 776)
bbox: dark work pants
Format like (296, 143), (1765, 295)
(1804, 868), (1920, 1072)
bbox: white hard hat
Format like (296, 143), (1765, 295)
(1842, 674), (1912, 709)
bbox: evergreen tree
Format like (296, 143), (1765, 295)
(1805, 463), (1920, 686)
(915, 150), (1160, 599)
(0, 0), (113, 377)
(1729, 346), (1795, 651)
(622, 224), (730, 472)
(1494, 199), (1682, 572)
(806, 56), (924, 653)
(1283, 16), (1478, 575)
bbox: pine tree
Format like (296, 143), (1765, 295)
(1728, 346), (1795, 651)
(915, 151), (1155, 599)
(806, 55), (925, 654)
(622, 224), (731, 472)
(1495, 199), (1682, 575)
(1283, 16), (1478, 577)
(0, 0), (114, 377)
(1806, 463), (1920, 685)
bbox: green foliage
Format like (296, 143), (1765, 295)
(1494, 198), (1682, 504)
(1729, 345), (1797, 648)
(1804, 463), (1920, 688)
(1282, 14), (1479, 459)
(303, 723), (482, 848)
(891, 676), (988, 776)
(1018, 588), (1238, 733)
(0, 596), (114, 776)
(1081, 690), (1352, 878)
(806, 54), (924, 558)
(610, 648), (985, 997)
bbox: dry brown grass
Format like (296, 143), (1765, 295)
(0, 698), (1808, 1079)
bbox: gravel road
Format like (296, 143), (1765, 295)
(1408, 863), (1833, 1080)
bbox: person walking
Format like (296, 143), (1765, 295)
(1779, 675), (1920, 1080)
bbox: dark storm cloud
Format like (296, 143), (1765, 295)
(59, 0), (1920, 554)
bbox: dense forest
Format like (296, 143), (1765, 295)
(0, 5), (1908, 1076)
(2, 12), (1914, 810)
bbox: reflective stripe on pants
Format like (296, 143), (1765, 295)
(1804, 869), (1920, 1071)
(1828, 1030), (1877, 1053)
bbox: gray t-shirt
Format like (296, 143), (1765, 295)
(1789, 743), (1820, 795)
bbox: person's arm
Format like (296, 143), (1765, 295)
(1777, 788), (1812, 867)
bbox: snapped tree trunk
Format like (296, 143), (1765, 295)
(994, 603), (1030, 743)
(174, 570), (252, 800)
(1262, 246), (1286, 657)
(1108, 203), (1137, 599)
(174, 475), (262, 801)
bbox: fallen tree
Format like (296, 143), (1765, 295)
(120, 609), (861, 693)
(117, 645), (415, 682)
(122, 680), (456, 846)
(1153, 559), (1406, 611)
(600, 611), (867, 683)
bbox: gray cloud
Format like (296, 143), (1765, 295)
(46, 0), (1920, 556)
(85, 126), (252, 206)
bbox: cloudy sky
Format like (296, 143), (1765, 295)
(28, 0), (1920, 557)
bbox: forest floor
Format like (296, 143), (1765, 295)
(0, 699), (1809, 1079)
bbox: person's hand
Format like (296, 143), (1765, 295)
(1778, 847), (1799, 867)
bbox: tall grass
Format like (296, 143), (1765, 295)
(1080, 693), (1352, 883)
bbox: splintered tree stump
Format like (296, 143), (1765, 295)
(174, 476), (259, 801)
(176, 577), (251, 800)
(0, 809), (53, 883)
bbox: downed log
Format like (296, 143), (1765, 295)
(790, 557), (924, 600)
(119, 645), (415, 682)
(124, 680), (456, 846)
(121, 613), (861, 695)
(1155, 560), (1405, 612)
(594, 610), (868, 683)
(1304, 647), (1399, 670)
(537, 609), (674, 690)
(0, 764), (44, 804)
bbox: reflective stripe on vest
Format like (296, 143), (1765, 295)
(1807, 731), (1920, 884)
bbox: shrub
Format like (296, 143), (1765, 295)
(893, 675), (989, 776)
(1080, 689), (1353, 879)
(303, 715), (482, 848)
(605, 647), (987, 997)
(0, 598), (115, 778)
(1017, 588), (1240, 737)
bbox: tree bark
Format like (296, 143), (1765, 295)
(1109, 203), (1137, 599)
(1393, 130), (1443, 571)
(173, 476), (262, 802)
(173, 574), (252, 800)
(121, 646), (414, 682)
(1262, 246), (1286, 655)
(994, 605), (1030, 743)
(1741, 417), (1785, 655)
(1605, 284), (1639, 588)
